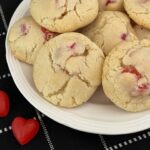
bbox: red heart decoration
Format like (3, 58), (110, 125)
(12, 117), (40, 145)
(0, 90), (10, 117)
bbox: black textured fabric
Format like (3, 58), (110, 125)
(0, 0), (149, 150)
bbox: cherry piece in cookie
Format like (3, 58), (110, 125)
(67, 42), (86, 56)
(122, 65), (142, 80)
(41, 27), (58, 41)
(138, 83), (149, 92)
(20, 24), (30, 36)
(68, 42), (76, 49)
(0, 90), (10, 117)
(12, 117), (40, 145)
(121, 33), (128, 41)
(132, 83), (150, 96)
(122, 66), (149, 96)
(67, 42), (79, 56)
(106, 0), (116, 6)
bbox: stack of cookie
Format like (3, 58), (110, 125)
(8, 0), (150, 112)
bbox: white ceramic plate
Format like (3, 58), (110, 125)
(6, 0), (150, 135)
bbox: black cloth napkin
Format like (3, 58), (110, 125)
(0, 0), (150, 150)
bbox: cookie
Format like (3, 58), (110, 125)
(8, 16), (57, 64)
(124, 0), (150, 29)
(134, 25), (150, 40)
(102, 40), (150, 112)
(81, 11), (137, 55)
(33, 32), (104, 107)
(98, 0), (124, 11)
(30, 0), (99, 33)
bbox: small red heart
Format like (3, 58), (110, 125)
(12, 117), (40, 145)
(0, 90), (10, 117)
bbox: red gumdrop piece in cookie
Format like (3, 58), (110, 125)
(0, 90), (10, 117)
(122, 65), (142, 80)
(12, 117), (40, 145)
(41, 27), (58, 41)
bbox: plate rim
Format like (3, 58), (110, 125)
(5, 0), (150, 135)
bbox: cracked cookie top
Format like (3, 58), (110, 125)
(33, 32), (104, 107)
(81, 11), (137, 55)
(8, 16), (57, 64)
(124, 0), (150, 29)
(30, 0), (99, 33)
(98, 0), (124, 11)
(102, 39), (150, 112)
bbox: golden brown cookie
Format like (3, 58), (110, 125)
(124, 0), (150, 29)
(33, 32), (104, 107)
(103, 40), (150, 112)
(30, 0), (99, 33)
(81, 11), (137, 55)
(8, 16), (57, 64)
